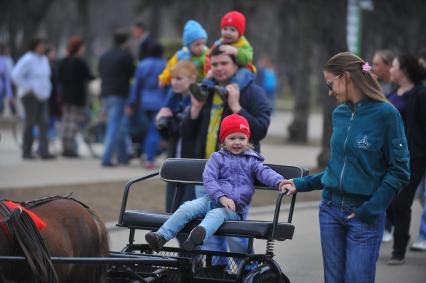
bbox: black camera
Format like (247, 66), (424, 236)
(157, 112), (186, 131)
(157, 116), (172, 131)
(189, 83), (228, 102)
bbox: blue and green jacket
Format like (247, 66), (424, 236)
(294, 98), (410, 223)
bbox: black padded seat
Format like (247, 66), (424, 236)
(118, 158), (308, 244)
(122, 210), (295, 241)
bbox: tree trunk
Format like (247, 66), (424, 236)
(316, 0), (348, 169)
(286, 1), (313, 144)
(6, 0), (54, 58)
(77, 0), (91, 58)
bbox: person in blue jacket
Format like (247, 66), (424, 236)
(145, 114), (287, 252)
(127, 43), (168, 169)
(282, 52), (410, 283)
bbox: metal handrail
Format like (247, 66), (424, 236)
(118, 172), (159, 225)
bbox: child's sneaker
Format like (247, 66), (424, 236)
(410, 240), (426, 251)
(183, 226), (206, 251)
(145, 232), (167, 252)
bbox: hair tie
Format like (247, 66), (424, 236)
(362, 62), (372, 73)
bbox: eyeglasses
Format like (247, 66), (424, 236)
(326, 74), (342, 91)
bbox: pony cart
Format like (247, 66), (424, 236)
(0, 158), (307, 283)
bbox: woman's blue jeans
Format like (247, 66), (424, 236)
(319, 200), (385, 283)
(158, 195), (241, 242)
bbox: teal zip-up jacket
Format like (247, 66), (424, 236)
(294, 98), (410, 223)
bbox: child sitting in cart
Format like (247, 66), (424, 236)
(145, 114), (291, 252)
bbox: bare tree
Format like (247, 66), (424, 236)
(285, 0), (318, 143)
(361, 0), (426, 58)
(316, 0), (348, 168)
(2, 0), (54, 57)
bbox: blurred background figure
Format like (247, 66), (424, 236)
(99, 30), (135, 167)
(131, 20), (156, 61)
(158, 19), (208, 89)
(11, 37), (55, 160)
(127, 43), (167, 169)
(418, 48), (426, 86)
(45, 46), (62, 147)
(256, 55), (277, 111)
(373, 50), (397, 243)
(156, 60), (197, 214)
(410, 48), (426, 252)
(372, 49), (396, 96)
(58, 36), (95, 157)
(0, 42), (13, 116)
(387, 54), (426, 265)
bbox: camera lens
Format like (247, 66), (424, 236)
(157, 117), (170, 130)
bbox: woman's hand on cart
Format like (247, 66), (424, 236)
(278, 179), (297, 196)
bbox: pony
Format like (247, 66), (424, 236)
(0, 195), (110, 283)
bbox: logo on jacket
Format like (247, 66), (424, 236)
(356, 135), (371, 150)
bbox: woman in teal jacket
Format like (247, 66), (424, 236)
(283, 52), (410, 283)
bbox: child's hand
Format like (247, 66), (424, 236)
(278, 179), (297, 196)
(219, 45), (238, 56)
(219, 196), (236, 211)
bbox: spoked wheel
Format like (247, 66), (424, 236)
(239, 255), (290, 283)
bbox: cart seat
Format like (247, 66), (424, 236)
(118, 158), (308, 242)
(121, 210), (295, 241)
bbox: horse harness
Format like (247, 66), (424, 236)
(1, 194), (91, 234)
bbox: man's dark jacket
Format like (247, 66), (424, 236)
(98, 47), (134, 97)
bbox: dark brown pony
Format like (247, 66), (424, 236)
(0, 196), (110, 283)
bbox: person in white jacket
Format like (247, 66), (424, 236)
(12, 37), (55, 159)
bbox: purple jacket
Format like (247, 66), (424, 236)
(203, 149), (285, 214)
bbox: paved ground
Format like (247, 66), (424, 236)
(0, 111), (322, 190)
(1, 110), (425, 282)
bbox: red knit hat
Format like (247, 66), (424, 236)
(221, 11), (246, 36)
(220, 114), (251, 143)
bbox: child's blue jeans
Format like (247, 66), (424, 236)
(195, 185), (250, 267)
(157, 195), (241, 242)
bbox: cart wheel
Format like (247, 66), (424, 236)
(239, 255), (289, 283)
